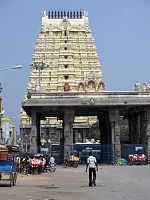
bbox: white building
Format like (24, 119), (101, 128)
(1, 118), (14, 145)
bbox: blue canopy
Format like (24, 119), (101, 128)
(0, 160), (18, 173)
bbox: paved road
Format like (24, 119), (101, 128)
(0, 165), (150, 200)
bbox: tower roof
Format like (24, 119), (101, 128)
(41, 10), (89, 32)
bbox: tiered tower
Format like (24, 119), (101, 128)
(20, 10), (105, 144)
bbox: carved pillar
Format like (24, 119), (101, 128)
(30, 110), (40, 153)
(140, 111), (147, 144)
(129, 112), (139, 144)
(146, 108), (150, 163)
(109, 108), (121, 162)
(63, 109), (75, 159)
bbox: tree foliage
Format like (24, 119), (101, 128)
(87, 118), (129, 143)
(87, 121), (100, 141)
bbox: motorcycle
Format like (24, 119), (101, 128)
(45, 163), (50, 172)
(49, 163), (56, 172)
(45, 162), (56, 172)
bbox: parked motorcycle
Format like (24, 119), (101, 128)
(49, 163), (56, 172)
(45, 163), (50, 172)
(44, 162), (56, 172)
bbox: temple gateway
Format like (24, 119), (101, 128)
(21, 10), (150, 163)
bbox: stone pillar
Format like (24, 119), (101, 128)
(140, 111), (147, 144)
(60, 121), (64, 145)
(73, 129), (78, 143)
(128, 112), (139, 144)
(98, 112), (111, 163)
(109, 108), (121, 162)
(98, 112), (110, 144)
(146, 108), (150, 164)
(63, 109), (75, 159)
(30, 110), (40, 153)
(128, 116), (134, 144)
(78, 130), (84, 143)
(98, 114), (106, 144)
(82, 129), (86, 143)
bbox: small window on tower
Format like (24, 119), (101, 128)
(51, 132), (55, 138)
(64, 31), (67, 36)
(64, 40), (67, 43)
(64, 47), (67, 50)
(64, 76), (69, 80)
(65, 65), (68, 68)
(64, 56), (68, 59)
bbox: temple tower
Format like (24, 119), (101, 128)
(20, 10), (105, 147)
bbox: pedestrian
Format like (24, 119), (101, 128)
(24, 155), (29, 174)
(20, 157), (24, 173)
(42, 156), (46, 170)
(69, 153), (75, 166)
(85, 151), (98, 187)
(50, 155), (55, 164)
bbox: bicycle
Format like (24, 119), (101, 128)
(64, 160), (78, 168)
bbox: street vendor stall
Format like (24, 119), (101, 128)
(30, 154), (44, 174)
(129, 147), (147, 165)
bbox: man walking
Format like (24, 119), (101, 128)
(85, 151), (98, 187)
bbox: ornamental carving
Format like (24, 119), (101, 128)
(86, 72), (96, 80)
(97, 81), (105, 91)
(77, 80), (105, 92)
(31, 126), (37, 137)
(78, 82), (85, 91)
(89, 97), (95, 105)
(135, 81), (150, 92)
(87, 80), (96, 92)
(60, 17), (72, 31)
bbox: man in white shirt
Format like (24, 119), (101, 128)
(50, 155), (55, 164)
(85, 151), (98, 187)
(42, 157), (46, 166)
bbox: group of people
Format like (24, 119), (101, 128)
(14, 154), (55, 175)
(14, 151), (99, 187)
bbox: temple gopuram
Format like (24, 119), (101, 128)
(21, 10), (150, 163)
(20, 10), (104, 146)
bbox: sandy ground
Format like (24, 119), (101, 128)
(0, 164), (150, 200)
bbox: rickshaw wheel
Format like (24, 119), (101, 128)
(10, 174), (13, 187)
(13, 173), (17, 186)
(73, 161), (78, 168)
(64, 162), (67, 168)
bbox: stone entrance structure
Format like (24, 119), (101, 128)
(21, 10), (150, 163)
(22, 92), (150, 162)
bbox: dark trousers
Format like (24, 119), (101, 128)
(89, 168), (96, 186)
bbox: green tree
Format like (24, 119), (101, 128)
(87, 121), (100, 141)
